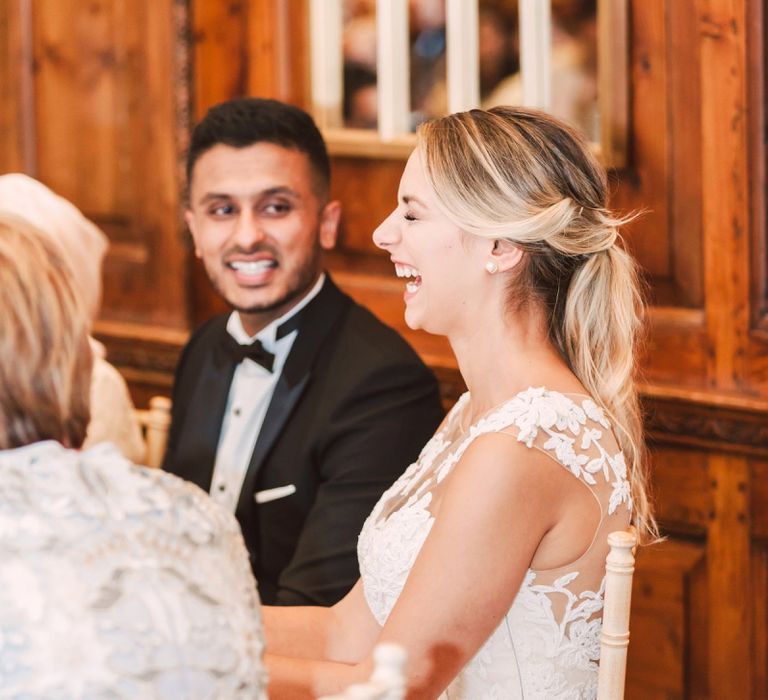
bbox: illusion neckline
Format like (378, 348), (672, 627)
(455, 387), (596, 435)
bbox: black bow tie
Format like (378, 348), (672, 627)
(215, 311), (304, 373)
(217, 335), (275, 372)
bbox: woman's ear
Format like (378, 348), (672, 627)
(489, 239), (524, 273)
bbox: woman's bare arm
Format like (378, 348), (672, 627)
(265, 433), (593, 697)
(263, 580), (381, 662)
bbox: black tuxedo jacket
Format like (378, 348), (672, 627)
(163, 275), (444, 605)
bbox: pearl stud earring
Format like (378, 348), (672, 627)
(485, 261), (499, 274)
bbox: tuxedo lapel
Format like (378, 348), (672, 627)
(235, 276), (352, 516)
(173, 328), (237, 492)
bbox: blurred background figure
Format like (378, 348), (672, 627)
(482, 0), (598, 140)
(340, 0), (597, 140)
(0, 214), (266, 698)
(0, 174), (145, 463)
(342, 0), (379, 128)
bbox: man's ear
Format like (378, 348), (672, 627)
(490, 238), (524, 273)
(319, 200), (341, 250)
(184, 209), (202, 258)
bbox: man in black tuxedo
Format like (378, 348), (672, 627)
(163, 98), (443, 606)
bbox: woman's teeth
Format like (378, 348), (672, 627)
(229, 260), (275, 276)
(395, 263), (419, 278)
(395, 264), (422, 293)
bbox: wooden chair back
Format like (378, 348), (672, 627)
(597, 528), (638, 700)
(134, 395), (171, 468)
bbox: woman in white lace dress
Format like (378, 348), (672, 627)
(263, 107), (657, 698)
(0, 216), (267, 698)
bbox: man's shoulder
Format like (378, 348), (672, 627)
(306, 274), (427, 370)
(179, 313), (229, 357)
(334, 297), (428, 372)
(187, 313), (230, 345)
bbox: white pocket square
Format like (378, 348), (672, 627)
(254, 484), (296, 504)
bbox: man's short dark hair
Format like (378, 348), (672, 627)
(187, 98), (331, 199)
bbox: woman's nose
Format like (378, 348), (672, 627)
(372, 210), (399, 250)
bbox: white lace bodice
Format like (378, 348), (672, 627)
(0, 441), (266, 699)
(358, 388), (632, 699)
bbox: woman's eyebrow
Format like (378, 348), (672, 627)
(401, 194), (428, 208)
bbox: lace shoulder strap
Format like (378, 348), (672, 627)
(440, 388), (632, 516)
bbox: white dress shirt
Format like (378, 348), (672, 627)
(209, 274), (325, 512)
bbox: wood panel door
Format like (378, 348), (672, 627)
(0, 0), (191, 333)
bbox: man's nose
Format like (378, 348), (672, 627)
(372, 210), (399, 250)
(232, 211), (266, 247)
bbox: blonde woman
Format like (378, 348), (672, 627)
(0, 214), (266, 697)
(0, 174), (144, 462)
(263, 107), (656, 698)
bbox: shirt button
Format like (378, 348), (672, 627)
(218, 484), (226, 492)
(234, 407), (241, 416)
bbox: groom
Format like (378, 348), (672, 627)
(163, 98), (443, 605)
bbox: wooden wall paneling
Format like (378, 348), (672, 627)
(745, 0), (768, 396)
(706, 453), (751, 699)
(614, 1), (671, 289)
(246, 0), (309, 106)
(132, 0), (191, 329)
(641, 308), (709, 388)
(752, 460), (768, 539)
(191, 0), (310, 118)
(611, 1), (709, 392)
(332, 157), (405, 255)
(31, 0), (189, 329)
(667, 0), (704, 308)
(747, 0), (766, 326)
(753, 545), (768, 700)
(0, 0), (33, 173)
(645, 444), (710, 533)
(698, 0), (751, 392)
(687, 546), (709, 699)
(33, 0), (123, 217)
(627, 539), (705, 700)
(190, 0), (248, 120)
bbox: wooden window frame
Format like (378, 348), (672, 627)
(309, 0), (629, 167)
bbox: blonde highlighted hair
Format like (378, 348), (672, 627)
(0, 214), (92, 449)
(418, 106), (657, 543)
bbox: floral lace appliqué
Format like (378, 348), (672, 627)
(358, 388), (633, 699)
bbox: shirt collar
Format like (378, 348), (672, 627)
(226, 272), (326, 350)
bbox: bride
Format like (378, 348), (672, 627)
(263, 106), (657, 698)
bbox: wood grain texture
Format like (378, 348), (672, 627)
(706, 453), (752, 698)
(698, 0), (751, 391)
(0, 0), (33, 173)
(26, 0), (190, 328)
(627, 539), (705, 700)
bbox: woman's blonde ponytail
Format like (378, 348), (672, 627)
(564, 243), (658, 542)
(418, 106), (659, 543)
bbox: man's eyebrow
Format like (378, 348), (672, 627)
(197, 186), (301, 205)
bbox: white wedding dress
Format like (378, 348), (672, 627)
(358, 388), (632, 699)
(0, 441), (266, 699)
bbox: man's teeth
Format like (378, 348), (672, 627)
(395, 263), (420, 278)
(230, 260), (275, 275)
